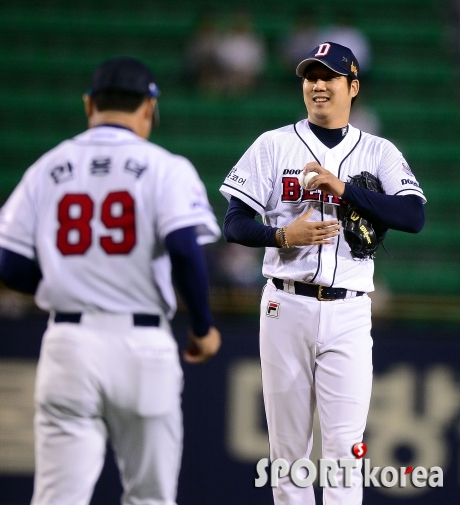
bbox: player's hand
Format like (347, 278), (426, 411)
(284, 208), (340, 246)
(183, 326), (221, 364)
(302, 161), (346, 197)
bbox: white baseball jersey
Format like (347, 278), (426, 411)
(0, 126), (220, 316)
(220, 119), (426, 292)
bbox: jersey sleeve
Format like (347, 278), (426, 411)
(0, 168), (37, 259)
(378, 141), (426, 202)
(219, 132), (275, 215)
(155, 156), (220, 245)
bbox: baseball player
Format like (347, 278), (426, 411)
(0, 57), (221, 505)
(220, 42), (425, 504)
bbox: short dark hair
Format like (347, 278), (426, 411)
(92, 90), (146, 113)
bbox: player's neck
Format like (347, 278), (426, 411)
(308, 121), (348, 149)
(308, 118), (349, 130)
(88, 107), (152, 139)
(308, 121), (347, 132)
(90, 111), (140, 134)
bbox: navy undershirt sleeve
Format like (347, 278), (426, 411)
(223, 197), (278, 247)
(0, 248), (42, 294)
(343, 184), (425, 233)
(164, 226), (213, 337)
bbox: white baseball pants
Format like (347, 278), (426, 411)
(31, 313), (183, 505)
(260, 280), (373, 505)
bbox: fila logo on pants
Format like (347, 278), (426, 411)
(266, 301), (280, 318)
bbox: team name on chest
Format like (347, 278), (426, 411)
(281, 174), (343, 205)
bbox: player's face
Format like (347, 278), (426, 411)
(302, 63), (359, 129)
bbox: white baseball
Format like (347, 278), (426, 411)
(298, 171), (319, 189)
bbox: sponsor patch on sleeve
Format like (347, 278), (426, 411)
(226, 167), (250, 187)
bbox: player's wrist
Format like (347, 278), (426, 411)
(190, 319), (212, 338)
(274, 228), (282, 247)
(278, 227), (290, 248)
(337, 181), (347, 198)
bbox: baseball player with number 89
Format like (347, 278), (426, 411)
(0, 57), (221, 505)
(221, 42), (425, 504)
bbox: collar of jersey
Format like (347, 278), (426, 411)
(308, 121), (348, 149)
(74, 124), (140, 144)
(95, 123), (135, 133)
(305, 120), (358, 145)
(295, 119), (360, 157)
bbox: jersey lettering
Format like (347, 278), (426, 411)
(321, 193), (342, 205)
(315, 43), (331, 57)
(281, 178), (342, 205)
(282, 169), (302, 175)
(57, 194), (93, 255)
(100, 191), (136, 254)
(57, 191), (137, 256)
(401, 179), (420, 187)
(90, 157), (111, 176)
(281, 177), (302, 201)
(124, 158), (147, 179)
(301, 189), (321, 202)
(50, 162), (74, 184)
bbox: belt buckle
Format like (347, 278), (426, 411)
(317, 286), (333, 301)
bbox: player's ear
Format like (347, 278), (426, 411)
(146, 98), (160, 129)
(350, 79), (359, 98)
(83, 94), (93, 118)
(144, 98), (155, 117)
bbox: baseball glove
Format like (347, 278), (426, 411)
(342, 171), (388, 259)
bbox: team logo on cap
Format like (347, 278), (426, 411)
(351, 62), (358, 77)
(315, 43), (331, 57)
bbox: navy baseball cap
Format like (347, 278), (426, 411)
(296, 42), (360, 79)
(88, 56), (160, 97)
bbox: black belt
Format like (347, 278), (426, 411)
(272, 278), (364, 301)
(54, 312), (160, 327)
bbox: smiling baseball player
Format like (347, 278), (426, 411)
(0, 56), (221, 505)
(220, 42), (425, 504)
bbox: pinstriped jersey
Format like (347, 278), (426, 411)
(220, 120), (425, 292)
(0, 126), (220, 316)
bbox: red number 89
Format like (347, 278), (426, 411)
(56, 191), (136, 256)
